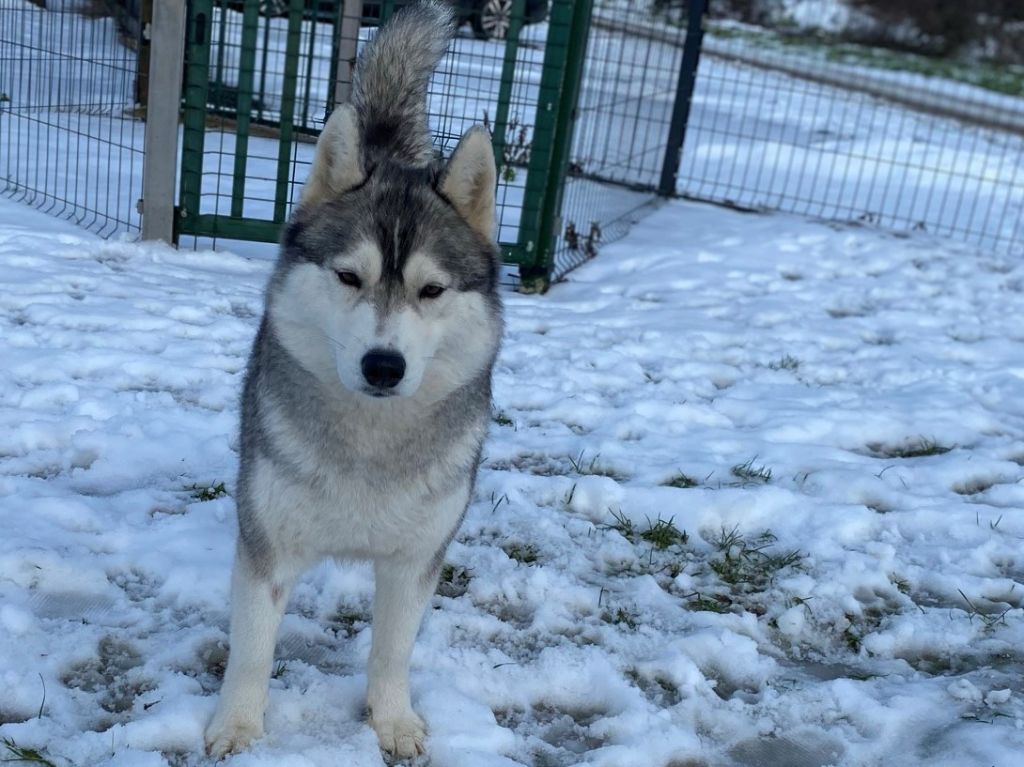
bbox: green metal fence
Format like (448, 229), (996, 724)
(0, 0), (702, 288)
(176, 0), (683, 289)
(6, 1), (1023, 284)
(554, 0), (699, 276)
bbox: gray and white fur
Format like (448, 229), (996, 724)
(204, 1), (501, 759)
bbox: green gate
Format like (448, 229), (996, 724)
(177, 0), (593, 291)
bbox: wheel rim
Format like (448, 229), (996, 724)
(480, 0), (513, 39)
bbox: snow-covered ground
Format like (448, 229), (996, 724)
(2, 191), (1023, 766)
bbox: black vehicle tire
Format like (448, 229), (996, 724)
(471, 0), (514, 40)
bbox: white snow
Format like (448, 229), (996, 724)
(1, 189), (1023, 766)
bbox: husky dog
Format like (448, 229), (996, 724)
(204, 2), (501, 759)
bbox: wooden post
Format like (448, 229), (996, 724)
(141, 0), (186, 243)
(332, 0), (363, 108)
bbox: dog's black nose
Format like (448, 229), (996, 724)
(361, 349), (406, 389)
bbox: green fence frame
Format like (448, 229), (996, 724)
(180, 0), (308, 242)
(175, 0), (595, 289)
(517, 0), (593, 290)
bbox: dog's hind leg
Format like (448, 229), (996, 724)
(366, 550), (446, 759)
(205, 544), (296, 758)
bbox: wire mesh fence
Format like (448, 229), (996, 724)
(552, 0), (688, 277)
(0, 0), (146, 238)
(201, 1), (339, 135)
(178, 0), (560, 269)
(677, 4), (1024, 257)
(3, 0), (1023, 283)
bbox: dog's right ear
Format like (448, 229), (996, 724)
(299, 104), (365, 209)
(439, 126), (496, 242)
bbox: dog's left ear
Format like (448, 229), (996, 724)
(300, 104), (365, 209)
(439, 126), (496, 241)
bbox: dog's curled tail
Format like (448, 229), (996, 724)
(352, 0), (455, 167)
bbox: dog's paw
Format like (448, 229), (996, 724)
(204, 710), (263, 759)
(370, 711), (427, 759)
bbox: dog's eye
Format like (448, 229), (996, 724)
(336, 270), (361, 289)
(419, 284), (446, 300)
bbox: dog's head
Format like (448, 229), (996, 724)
(269, 105), (502, 401)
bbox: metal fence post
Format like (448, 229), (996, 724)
(271, 0), (306, 225)
(230, 1), (261, 218)
(141, 0), (186, 243)
(490, 0), (526, 184)
(517, 0), (593, 292)
(179, 0), (214, 239)
(657, 0), (708, 197)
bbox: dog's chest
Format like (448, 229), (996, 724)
(253, 404), (481, 560)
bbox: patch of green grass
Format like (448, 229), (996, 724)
(871, 438), (952, 459)
(640, 517), (688, 550)
(605, 508), (636, 539)
(2, 738), (57, 767)
(662, 560), (685, 579)
(189, 481), (228, 502)
(503, 542), (539, 565)
(605, 510), (688, 552)
(825, 43), (1024, 97)
(843, 626), (863, 654)
(767, 354), (800, 371)
(730, 457), (773, 484)
(890, 574), (911, 595)
(661, 472), (698, 489)
(601, 606), (639, 631)
(705, 21), (1024, 98)
(329, 607), (368, 637)
(684, 592), (733, 614)
(707, 527), (802, 590)
(567, 451), (626, 480)
(493, 410), (515, 427)
(567, 450), (596, 474)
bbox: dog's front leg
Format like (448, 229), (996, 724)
(367, 550), (445, 758)
(205, 544), (295, 758)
